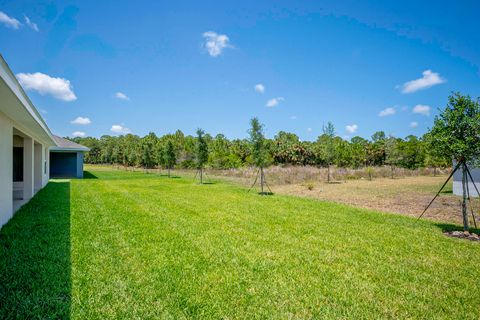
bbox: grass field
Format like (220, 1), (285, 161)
(123, 165), (466, 224)
(1, 166), (479, 319)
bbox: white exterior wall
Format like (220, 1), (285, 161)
(0, 111), (52, 228)
(0, 112), (13, 227)
(23, 136), (34, 200)
(43, 146), (49, 187)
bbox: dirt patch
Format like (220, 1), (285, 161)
(272, 176), (477, 225)
(444, 231), (480, 242)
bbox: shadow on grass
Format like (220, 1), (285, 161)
(0, 181), (71, 319)
(83, 170), (98, 179)
(257, 192), (275, 196)
(435, 222), (480, 234)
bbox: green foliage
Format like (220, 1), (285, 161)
(141, 132), (156, 169)
(72, 120), (447, 171)
(195, 129), (209, 169)
(163, 139), (177, 170)
(248, 117), (269, 168)
(272, 131), (315, 165)
(427, 92), (480, 164)
(426, 92), (480, 230)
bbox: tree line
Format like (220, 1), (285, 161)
(72, 122), (449, 172)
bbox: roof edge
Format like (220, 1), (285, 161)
(0, 54), (56, 145)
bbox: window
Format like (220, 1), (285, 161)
(13, 147), (23, 182)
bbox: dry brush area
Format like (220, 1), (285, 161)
(207, 166), (473, 225)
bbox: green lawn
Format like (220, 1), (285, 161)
(1, 166), (479, 319)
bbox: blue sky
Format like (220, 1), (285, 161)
(1, 0), (479, 140)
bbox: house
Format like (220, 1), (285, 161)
(0, 55), (89, 227)
(50, 135), (90, 178)
(453, 162), (480, 197)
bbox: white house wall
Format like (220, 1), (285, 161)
(0, 111), (13, 227)
(0, 110), (52, 228)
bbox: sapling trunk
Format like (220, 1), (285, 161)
(461, 163), (469, 230)
(260, 167), (264, 194)
(327, 165), (331, 183)
(200, 167), (203, 184)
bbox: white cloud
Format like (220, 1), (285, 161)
(115, 92), (130, 100)
(410, 121), (419, 128)
(399, 70), (446, 94)
(0, 11), (21, 29)
(16, 72), (77, 101)
(345, 124), (358, 134)
(290, 115), (297, 120)
(72, 131), (86, 138)
(254, 83), (265, 93)
(202, 31), (231, 57)
(266, 97), (284, 107)
(71, 117), (91, 125)
(378, 107), (396, 117)
(24, 15), (38, 31)
(412, 104), (431, 116)
(307, 128), (313, 132)
(110, 124), (131, 134)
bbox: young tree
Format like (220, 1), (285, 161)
(195, 128), (209, 183)
(427, 92), (480, 230)
(248, 117), (269, 194)
(163, 139), (177, 177)
(320, 122), (336, 182)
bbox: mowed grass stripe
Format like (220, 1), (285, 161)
(71, 177), (177, 319)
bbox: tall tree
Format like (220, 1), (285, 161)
(350, 136), (368, 168)
(141, 132), (156, 171)
(248, 117), (269, 194)
(385, 136), (402, 178)
(370, 131), (386, 166)
(163, 139), (177, 178)
(195, 128), (209, 183)
(427, 93), (480, 230)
